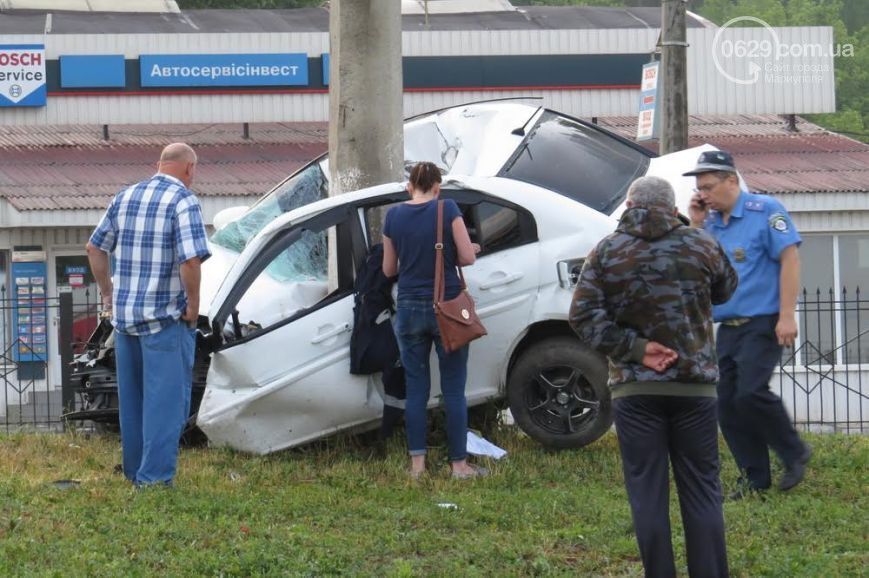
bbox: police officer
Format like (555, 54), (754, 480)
(686, 150), (812, 498)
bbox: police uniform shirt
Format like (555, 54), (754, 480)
(705, 191), (801, 322)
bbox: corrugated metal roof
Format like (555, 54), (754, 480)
(599, 114), (831, 137)
(0, 134), (326, 211)
(0, 6), (708, 35)
(599, 115), (869, 194)
(0, 123), (328, 149)
(2, 114), (865, 212)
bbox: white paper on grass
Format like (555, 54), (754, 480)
(466, 430), (507, 460)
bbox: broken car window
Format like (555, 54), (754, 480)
(211, 162), (329, 253)
(232, 226), (333, 335)
(265, 229), (327, 283)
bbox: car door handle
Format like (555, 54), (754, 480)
(479, 272), (524, 290)
(311, 322), (351, 344)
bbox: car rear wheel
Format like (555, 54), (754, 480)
(507, 336), (612, 449)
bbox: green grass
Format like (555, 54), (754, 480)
(0, 426), (866, 577)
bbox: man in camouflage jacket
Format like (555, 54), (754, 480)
(570, 176), (737, 578)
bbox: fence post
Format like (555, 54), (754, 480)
(59, 292), (74, 425)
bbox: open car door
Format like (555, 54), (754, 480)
(197, 205), (378, 454)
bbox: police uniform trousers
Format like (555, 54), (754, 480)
(716, 314), (804, 489)
(614, 395), (729, 578)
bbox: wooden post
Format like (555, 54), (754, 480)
(660, 0), (688, 155)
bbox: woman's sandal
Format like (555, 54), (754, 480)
(451, 464), (490, 480)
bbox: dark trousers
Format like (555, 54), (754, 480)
(717, 315), (804, 489)
(614, 395), (729, 578)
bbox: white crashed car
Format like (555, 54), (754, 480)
(191, 101), (721, 454)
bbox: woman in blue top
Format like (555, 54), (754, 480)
(382, 161), (485, 480)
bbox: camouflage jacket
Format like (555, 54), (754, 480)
(569, 207), (738, 396)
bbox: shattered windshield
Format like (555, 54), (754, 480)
(210, 161), (328, 253)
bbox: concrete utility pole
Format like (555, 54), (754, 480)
(328, 0), (404, 197)
(660, 0), (688, 155)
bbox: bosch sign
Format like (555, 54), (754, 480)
(0, 44), (46, 107)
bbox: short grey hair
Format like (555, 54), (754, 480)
(627, 176), (675, 210)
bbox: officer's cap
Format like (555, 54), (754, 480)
(682, 150), (737, 176)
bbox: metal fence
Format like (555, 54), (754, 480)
(1, 286), (867, 434)
(777, 287), (868, 434)
(0, 287), (97, 433)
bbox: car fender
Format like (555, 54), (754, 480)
(495, 207), (616, 391)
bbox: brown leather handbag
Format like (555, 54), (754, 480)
(433, 200), (487, 353)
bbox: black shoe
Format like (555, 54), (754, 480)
(779, 443), (812, 491)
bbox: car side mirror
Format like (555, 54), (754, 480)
(212, 206), (250, 231)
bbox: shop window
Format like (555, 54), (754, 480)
(797, 235), (835, 365)
(838, 234), (869, 364)
(792, 234), (869, 366)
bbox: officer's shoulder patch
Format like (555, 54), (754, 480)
(744, 200), (765, 212)
(769, 212), (789, 233)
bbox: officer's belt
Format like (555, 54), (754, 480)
(721, 317), (752, 327)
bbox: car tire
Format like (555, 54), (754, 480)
(507, 336), (612, 449)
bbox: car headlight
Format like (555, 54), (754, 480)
(556, 258), (585, 289)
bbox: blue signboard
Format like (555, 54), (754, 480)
(60, 55), (126, 88)
(140, 53), (308, 87)
(11, 260), (48, 362)
(322, 53), (329, 87)
(0, 44), (46, 107)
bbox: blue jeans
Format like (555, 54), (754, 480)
(114, 320), (196, 485)
(393, 297), (469, 462)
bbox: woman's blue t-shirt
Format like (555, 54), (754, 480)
(383, 198), (463, 300)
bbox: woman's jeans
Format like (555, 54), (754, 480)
(393, 297), (470, 462)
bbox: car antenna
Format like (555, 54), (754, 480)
(512, 106), (542, 136)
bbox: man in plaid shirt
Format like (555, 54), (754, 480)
(87, 143), (211, 487)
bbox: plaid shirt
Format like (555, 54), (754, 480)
(90, 173), (211, 336)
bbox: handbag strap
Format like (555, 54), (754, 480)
(435, 200), (446, 304)
(434, 200), (467, 305)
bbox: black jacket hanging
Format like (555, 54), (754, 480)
(350, 243), (401, 375)
(349, 242), (407, 440)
